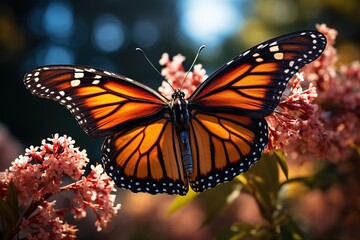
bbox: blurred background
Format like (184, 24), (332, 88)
(1, 0), (360, 239)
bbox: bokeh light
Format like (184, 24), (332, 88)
(42, 1), (74, 41)
(177, 0), (245, 48)
(43, 45), (74, 64)
(92, 14), (126, 52)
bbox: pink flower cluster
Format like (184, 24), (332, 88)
(68, 164), (120, 231)
(306, 24), (360, 161)
(265, 73), (325, 153)
(158, 53), (208, 98)
(0, 134), (120, 239)
(268, 24), (360, 162)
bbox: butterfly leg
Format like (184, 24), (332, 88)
(180, 130), (193, 175)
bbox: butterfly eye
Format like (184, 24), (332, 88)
(181, 92), (185, 98)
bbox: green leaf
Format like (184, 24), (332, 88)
(273, 151), (288, 180)
(279, 215), (305, 240)
(216, 222), (254, 240)
(241, 154), (281, 222)
(167, 180), (242, 225)
(6, 181), (19, 221)
(0, 181), (20, 239)
(166, 188), (198, 215)
(246, 154), (280, 195)
(249, 177), (275, 222)
(219, 223), (275, 240)
(199, 181), (242, 226)
(282, 161), (345, 190)
(0, 198), (17, 226)
(247, 154), (280, 193)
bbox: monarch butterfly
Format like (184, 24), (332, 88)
(24, 31), (326, 195)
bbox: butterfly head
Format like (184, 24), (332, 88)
(171, 89), (186, 100)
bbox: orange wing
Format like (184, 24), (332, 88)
(188, 111), (268, 192)
(101, 116), (188, 195)
(23, 65), (169, 138)
(189, 31), (327, 117)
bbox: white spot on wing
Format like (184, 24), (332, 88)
(269, 41), (277, 46)
(71, 79), (81, 87)
(74, 72), (84, 78)
(242, 50), (250, 56)
(226, 59), (234, 65)
(269, 45), (279, 52)
(74, 68), (84, 72)
(274, 52), (284, 60)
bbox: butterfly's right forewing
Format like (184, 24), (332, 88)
(189, 31), (327, 118)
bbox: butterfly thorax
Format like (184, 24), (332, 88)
(170, 89), (193, 174)
(171, 89), (190, 131)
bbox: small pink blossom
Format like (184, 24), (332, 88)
(158, 53), (208, 98)
(67, 164), (121, 231)
(265, 73), (324, 153)
(8, 134), (89, 204)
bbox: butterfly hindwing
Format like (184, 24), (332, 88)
(189, 31), (327, 117)
(101, 116), (189, 195)
(23, 65), (169, 138)
(188, 111), (268, 192)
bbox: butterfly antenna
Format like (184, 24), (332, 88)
(180, 45), (206, 90)
(136, 48), (175, 92)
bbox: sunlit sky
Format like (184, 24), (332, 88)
(178, 0), (244, 47)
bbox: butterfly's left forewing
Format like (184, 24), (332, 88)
(24, 65), (169, 138)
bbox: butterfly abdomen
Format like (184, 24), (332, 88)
(171, 90), (193, 174)
(180, 131), (193, 174)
